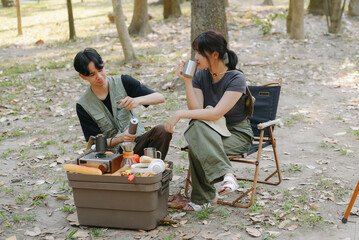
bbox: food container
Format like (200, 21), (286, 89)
(66, 162), (173, 230)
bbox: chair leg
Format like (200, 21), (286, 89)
(184, 168), (191, 198)
(342, 181), (359, 223)
(219, 130), (265, 208)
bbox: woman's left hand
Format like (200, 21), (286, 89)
(165, 112), (181, 133)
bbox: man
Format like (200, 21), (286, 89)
(74, 48), (172, 159)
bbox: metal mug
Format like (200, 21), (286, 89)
(183, 60), (197, 78)
(144, 147), (162, 159)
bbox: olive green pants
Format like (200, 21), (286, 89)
(184, 119), (253, 204)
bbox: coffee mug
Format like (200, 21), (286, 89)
(144, 147), (162, 159)
(183, 60), (197, 78)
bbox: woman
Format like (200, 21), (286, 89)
(165, 30), (253, 211)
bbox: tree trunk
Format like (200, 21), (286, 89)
(286, 0), (293, 34)
(308, 0), (326, 15)
(1, 0), (14, 7)
(326, 0), (346, 34)
(112, 0), (137, 62)
(66, 0), (76, 40)
(349, 0), (359, 16)
(262, 0), (274, 5)
(191, 0), (227, 59)
(288, 0), (304, 39)
(163, 0), (181, 19)
(128, 0), (152, 37)
(15, 0), (22, 35)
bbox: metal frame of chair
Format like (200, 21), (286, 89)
(183, 81), (282, 208)
(342, 181), (359, 223)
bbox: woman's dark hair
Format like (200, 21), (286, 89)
(73, 48), (104, 76)
(192, 30), (238, 70)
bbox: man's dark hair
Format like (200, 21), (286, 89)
(73, 48), (104, 76)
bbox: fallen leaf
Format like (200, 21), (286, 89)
(67, 212), (79, 226)
(246, 227), (261, 237)
(6, 236), (17, 240)
(287, 224), (298, 231)
(278, 220), (290, 229)
(74, 230), (89, 238)
(231, 233), (242, 240)
(25, 227), (41, 237)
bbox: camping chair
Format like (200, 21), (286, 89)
(342, 181), (359, 223)
(182, 81), (282, 208)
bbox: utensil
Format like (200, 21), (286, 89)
(144, 147), (162, 159)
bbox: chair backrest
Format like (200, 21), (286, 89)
(248, 85), (281, 138)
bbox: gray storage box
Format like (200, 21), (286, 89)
(67, 163), (172, 230)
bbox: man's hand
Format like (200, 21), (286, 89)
(119, 96), (140, 110)
(121, 129), (136, 142)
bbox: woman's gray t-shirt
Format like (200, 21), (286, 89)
(192, 69), (247, 125)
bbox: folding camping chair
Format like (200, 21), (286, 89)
(182, 81), (282, 208)
(342, 181), (359, 223)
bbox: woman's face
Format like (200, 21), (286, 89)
(194, 51), (210, 70)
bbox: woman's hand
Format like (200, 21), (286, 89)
(176, 61), (193, 83)
(165, 111), (181, 133)
(119, 96), (140, 110)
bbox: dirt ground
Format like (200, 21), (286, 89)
(1, 0), (359, 239)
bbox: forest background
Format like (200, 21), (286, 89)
(0, 0), (359, 239)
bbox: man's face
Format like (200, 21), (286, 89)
(79, 61), (106, 87)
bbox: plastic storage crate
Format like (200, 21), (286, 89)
(66, 162), (172, 230)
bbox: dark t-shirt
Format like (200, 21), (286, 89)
(76, 74), (154, 142)
(192, 69), (247, 125)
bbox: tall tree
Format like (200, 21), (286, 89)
(308, 0), (326, 15)
(128, 0), (152, 37)
(112, 0), (137, 62)
(191, 0), (227, 58)
(15, 0), (22, 35)
(287, 0), (304, 39)
(262, 0), (274, 5)
(66, 0), (76, 40)
(326, 0), (346, 34)
(163, 0), (181, 19)
(349, 0), (359, 16)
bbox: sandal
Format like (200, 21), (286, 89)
(182, 202), (213, 211)
(218, 175), (239, 196)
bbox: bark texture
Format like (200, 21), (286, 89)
(163, 0), (182, 19)
(66, 0), (76, 40)
(308, 0), (326, 15)
(288, 0), (304, 39)
(326, 0), (346, 34)
(128, 0), (152, 37)
(191, 0), (227, 58)
(15, 0), (22, 35)
(1, 0), (14, 7)
(112, 0), (137, 62)
(262, 0), (274, 5)
(349, 0), (359, 16)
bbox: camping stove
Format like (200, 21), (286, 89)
(77, 152), (123, 173)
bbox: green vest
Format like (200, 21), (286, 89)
(78, 75), (146, 139)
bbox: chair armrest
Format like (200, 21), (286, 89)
(257, 119), (283, 130)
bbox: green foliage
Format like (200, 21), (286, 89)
(65, 229), (78, 240)
(90, 228), (102, 237)
(194, 205), (215, 220)
(250, 11), (287, 35)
